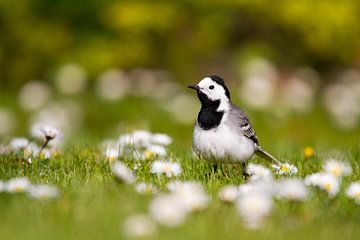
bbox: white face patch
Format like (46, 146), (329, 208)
(197, 77), (230, 111)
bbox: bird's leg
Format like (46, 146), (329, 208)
(241, 162), (250, 181)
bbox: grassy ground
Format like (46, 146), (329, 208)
(1, 95), (360, 240)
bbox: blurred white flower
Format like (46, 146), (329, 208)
(161, 94), (198, 124)
(18, 81), (51, 111)
(305, 173), (340, 197)
(96, 69), (131, 100)
(218, 185), (239, 203)
(167, 181), (202, 193)
(6, 177), (31, 193)
(346, 182), (360, 204)
(238, 181), (275, 197)
(54, 63), (87, 94)
(31, 124), (63, 142)
(111, 161), (136, 184)
(105, 147), (119, 162)
(246, 163), (273, 182)
(272, 163), (298, 175)
(145, 145), (167, 158)
(236, 193), (273, 229)
(123, 214), (156, 238)
(239, 58), (278, 109)
(9, 138), (29, 151)
(0, 108), (16, 136)
(323, 159), (352, 178)
(149, 194), (188, 227)
(150, 160), (181, 178)
(0, 180), (6, 192)
(135, 182), (158, 195)
(28, 184), (59, 200)
(151, 133), (172, 146)
(275, 178), (308, 201)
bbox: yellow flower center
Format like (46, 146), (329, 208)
(14, 186), (24, 193)
(144, 150), (155, 159)
(280, 165), (289, 172)
(355, 192), (360, 198)
(331, 168), (342, 177)
(108, 156), (117, 162)
(324, 182), (332, 191)
(163, 165), (171, 172)
(304, 147), (315, 158)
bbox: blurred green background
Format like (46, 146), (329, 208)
(0, 0), (360, 148)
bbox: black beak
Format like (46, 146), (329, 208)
(188, 84), (200, 91)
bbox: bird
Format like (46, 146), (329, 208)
(188, 75), (282, 172)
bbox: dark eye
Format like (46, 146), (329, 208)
(209, 85), (214, 90)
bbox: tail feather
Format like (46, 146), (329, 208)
(255, 146), (282, 166)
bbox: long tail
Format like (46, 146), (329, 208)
(255, 146), (282, 166)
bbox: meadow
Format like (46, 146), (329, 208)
(1, 91), (360, 240)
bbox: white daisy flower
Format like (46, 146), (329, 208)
(236, 193), (273, 229)
(151, 133), (172, 146)
(218, 185), (239, 203)
(346, 182), (360, 204)
(150, 160), (181, 178)
(123, 214), (156, 238)
(9, 138), (29, 151)
(111, 161), (136, 184)
(304, 173), (323, 186)
(104, 147), (119, 162)
(135, 182), (158, 194)
(272, 163), (298, 175)
(275, 178), (308, 201)
(246, 163), (273, 182)
(131, 130), (153, 148)
(323, 159), (352, 178)
(238, 181), (276, 197)
(149, 194), (188, 227)
(6, 177), (31, 193)
(305, 173), (340, 197)
(28, 184), (59, 200)
(144, 145), (167, 158)
(31, 123), (63, 141)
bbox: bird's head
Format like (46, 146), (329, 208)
(188, 75), (230, 108)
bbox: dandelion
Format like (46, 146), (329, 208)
(149, 194), (188, 227)
(28, 184), (59, 200)
(111, 161), (136, 184)
(272, 163), (298, 175)
(304, 146), (315, 158)
(236, 193), (273, 229)
(275, 178), (308, 201)
(6, 177), (31, 193)
(246, 163), (273, 182)
(323, 159), (352, 178)
(150, 160), (181, 178)
(123, 214), (156, 238)
(218, 185), (239, 203)
(346, 182), (360, 204)
(135, 183), (158, 195)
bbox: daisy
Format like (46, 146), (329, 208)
(167, 181), (203, 193)
(218, 185), (239, 203)
(149, 194), (188, 227)
(246, 163), (273, 182)
(9, 138), (29, 151)
(275, 178), (308, 201)
(123, 214), (156, 238)
(150, 160), (181, 178)
(130, 130), (153, 148)
(28, 184), (59, 199)
(135, 182), (158, 194)
(346, 182), (360, 204)
(236, 193), (273, 229)
(31, 123), (63, 141)
(151, 133), (172, 146)
(238, 181), (275, 197)
(323, 159), (352, 178)
(104, 147), (119, 162)
(6, 177), (31, 193)
(305, 173), (340, 197)
(272, 163), (298, 175)
(111, 161), (136, 184)
(144, 145), (167, 158)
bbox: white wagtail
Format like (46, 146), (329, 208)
(188, 75), (282, 171)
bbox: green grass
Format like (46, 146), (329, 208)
(0, 146), (360, 240)
(1, 94), (360, 240)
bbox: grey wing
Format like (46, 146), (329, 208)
(230, 104), (259, 145)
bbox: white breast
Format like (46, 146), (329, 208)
(192, 118), (255, 163)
